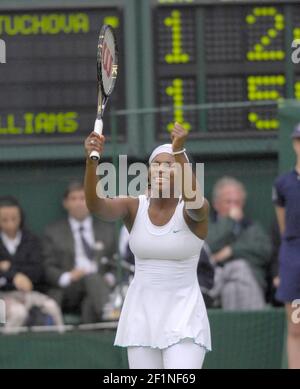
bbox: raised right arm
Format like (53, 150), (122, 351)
(84, 132), (132, 223)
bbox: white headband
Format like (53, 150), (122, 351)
(148, 143), (189, 164)
(148, 144), (173, 164)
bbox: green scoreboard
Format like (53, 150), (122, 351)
(1, 0), (300, 149)
(0, 2), (125, 144)
(150, 0), (300, 139)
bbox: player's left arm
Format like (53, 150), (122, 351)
(171, 123), (209, 239)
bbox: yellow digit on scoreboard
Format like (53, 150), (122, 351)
(246, 7), (285, 61)
(164, 10), (190, 64)
(294, 81), (300, 100)
(104, 16), (119, 28)
(166, 78), (191, 132)
(247, 75), (285, 130)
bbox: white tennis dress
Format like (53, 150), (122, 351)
(114, 195), (211, 351)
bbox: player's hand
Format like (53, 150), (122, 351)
(171, 122), (188, 152)
(85, 132), (105, 159)
(0, 260), (11, 272)
(70, 269), (86, 282)
(13, 273), (33, 292)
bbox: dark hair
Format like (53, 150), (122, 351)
(0, 196), (25, 229)
(63, 181), (84, 199)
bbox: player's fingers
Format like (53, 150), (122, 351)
(171, 130), (181, 139)
(88, 138), (100, 145)
(172, 126), (184, 135)
(85, 133), (96, 147)
(84, 133), (104, 158)
(174, 122), (186, 132)
(85, 142), (103, 154)
(90, 133), (105, 143)
(172, 128), (187, 139)
(172, 125), (182, 132)
(174, 122), (187, 133)
(89, 132), (102, 141)
(88, 146), (103, 157)
(86, 134), (104, 146)
(88, 142), (103, 152)
(89, 138), (104, 148)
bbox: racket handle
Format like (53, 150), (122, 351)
(90, 118), (103, 161)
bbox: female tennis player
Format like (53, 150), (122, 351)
(273, 124), (300, 369)
(84, 122), (211, 369)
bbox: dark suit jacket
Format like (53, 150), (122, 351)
(43, 217), (116, 288)
(0, 229), (44, 291)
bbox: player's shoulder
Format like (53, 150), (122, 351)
(116, 195), (139, 206)
(119, 196), (141, 230)
(125, 196), (140, 212)
(111, 195), (140, 217)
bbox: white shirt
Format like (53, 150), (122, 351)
(1, 231), (22, 256)
(58, 216), (98, 288)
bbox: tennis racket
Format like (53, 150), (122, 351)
(90, 24), (118, 161)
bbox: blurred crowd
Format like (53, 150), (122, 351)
(0, 175), (283, 330)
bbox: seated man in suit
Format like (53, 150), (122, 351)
(43, 181), (116, 323)
(206, 177), (271, 310)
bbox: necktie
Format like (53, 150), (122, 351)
(79, 225), (94, 260)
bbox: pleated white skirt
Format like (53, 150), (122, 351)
(114, 256), (211, 351)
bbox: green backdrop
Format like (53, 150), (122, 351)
(0, 309), (285, 369)
(0, 156), (278, 235)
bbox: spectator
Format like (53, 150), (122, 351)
(206, 177), (271, 310)
(43, 181), (116, 323)
(272, 124), (300, 369)
(0, 196), (63, 329)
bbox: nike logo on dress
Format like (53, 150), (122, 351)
(173, 230), (182, 233)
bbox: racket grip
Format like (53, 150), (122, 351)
(90, 118), (103, 161)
